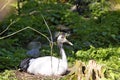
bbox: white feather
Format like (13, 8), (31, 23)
(27, 56), (67, 76)
(22, 33), (72, 76)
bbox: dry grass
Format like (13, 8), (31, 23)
(15, 70), (66, 80)
(66, 60), (106, 80)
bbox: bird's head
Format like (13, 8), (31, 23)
(57, 32), (73, 46)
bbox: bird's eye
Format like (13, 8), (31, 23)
(61, 36), (64, 39)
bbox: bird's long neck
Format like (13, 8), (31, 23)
(58, 43), (67, 62)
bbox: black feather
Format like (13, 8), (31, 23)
(19, 58), (33, 72)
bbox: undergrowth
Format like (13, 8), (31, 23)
(0, 0), (120, 80)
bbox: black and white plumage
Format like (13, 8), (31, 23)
(19, 33), (73, 76)
(19, 58), (32, 72)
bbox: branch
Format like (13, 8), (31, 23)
(41, 15), (53, 42)
(28, 27), (51, 43)
(0, 19), (19, 35)
(41, 15), (54, 55)
(0, 26), (51, 43)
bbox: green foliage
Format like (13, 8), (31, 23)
(0, 70), (17, 80)
(89, 0), (110, 18)
(76, 46), (120, 79)
(0, 48), (27, 70)
(76, 46), (120, 60)
(1, 1), (120, 49)
(68, 10), (120, 50)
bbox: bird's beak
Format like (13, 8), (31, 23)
(66, 40), (73, 46)
(18, 68), (21, 71)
